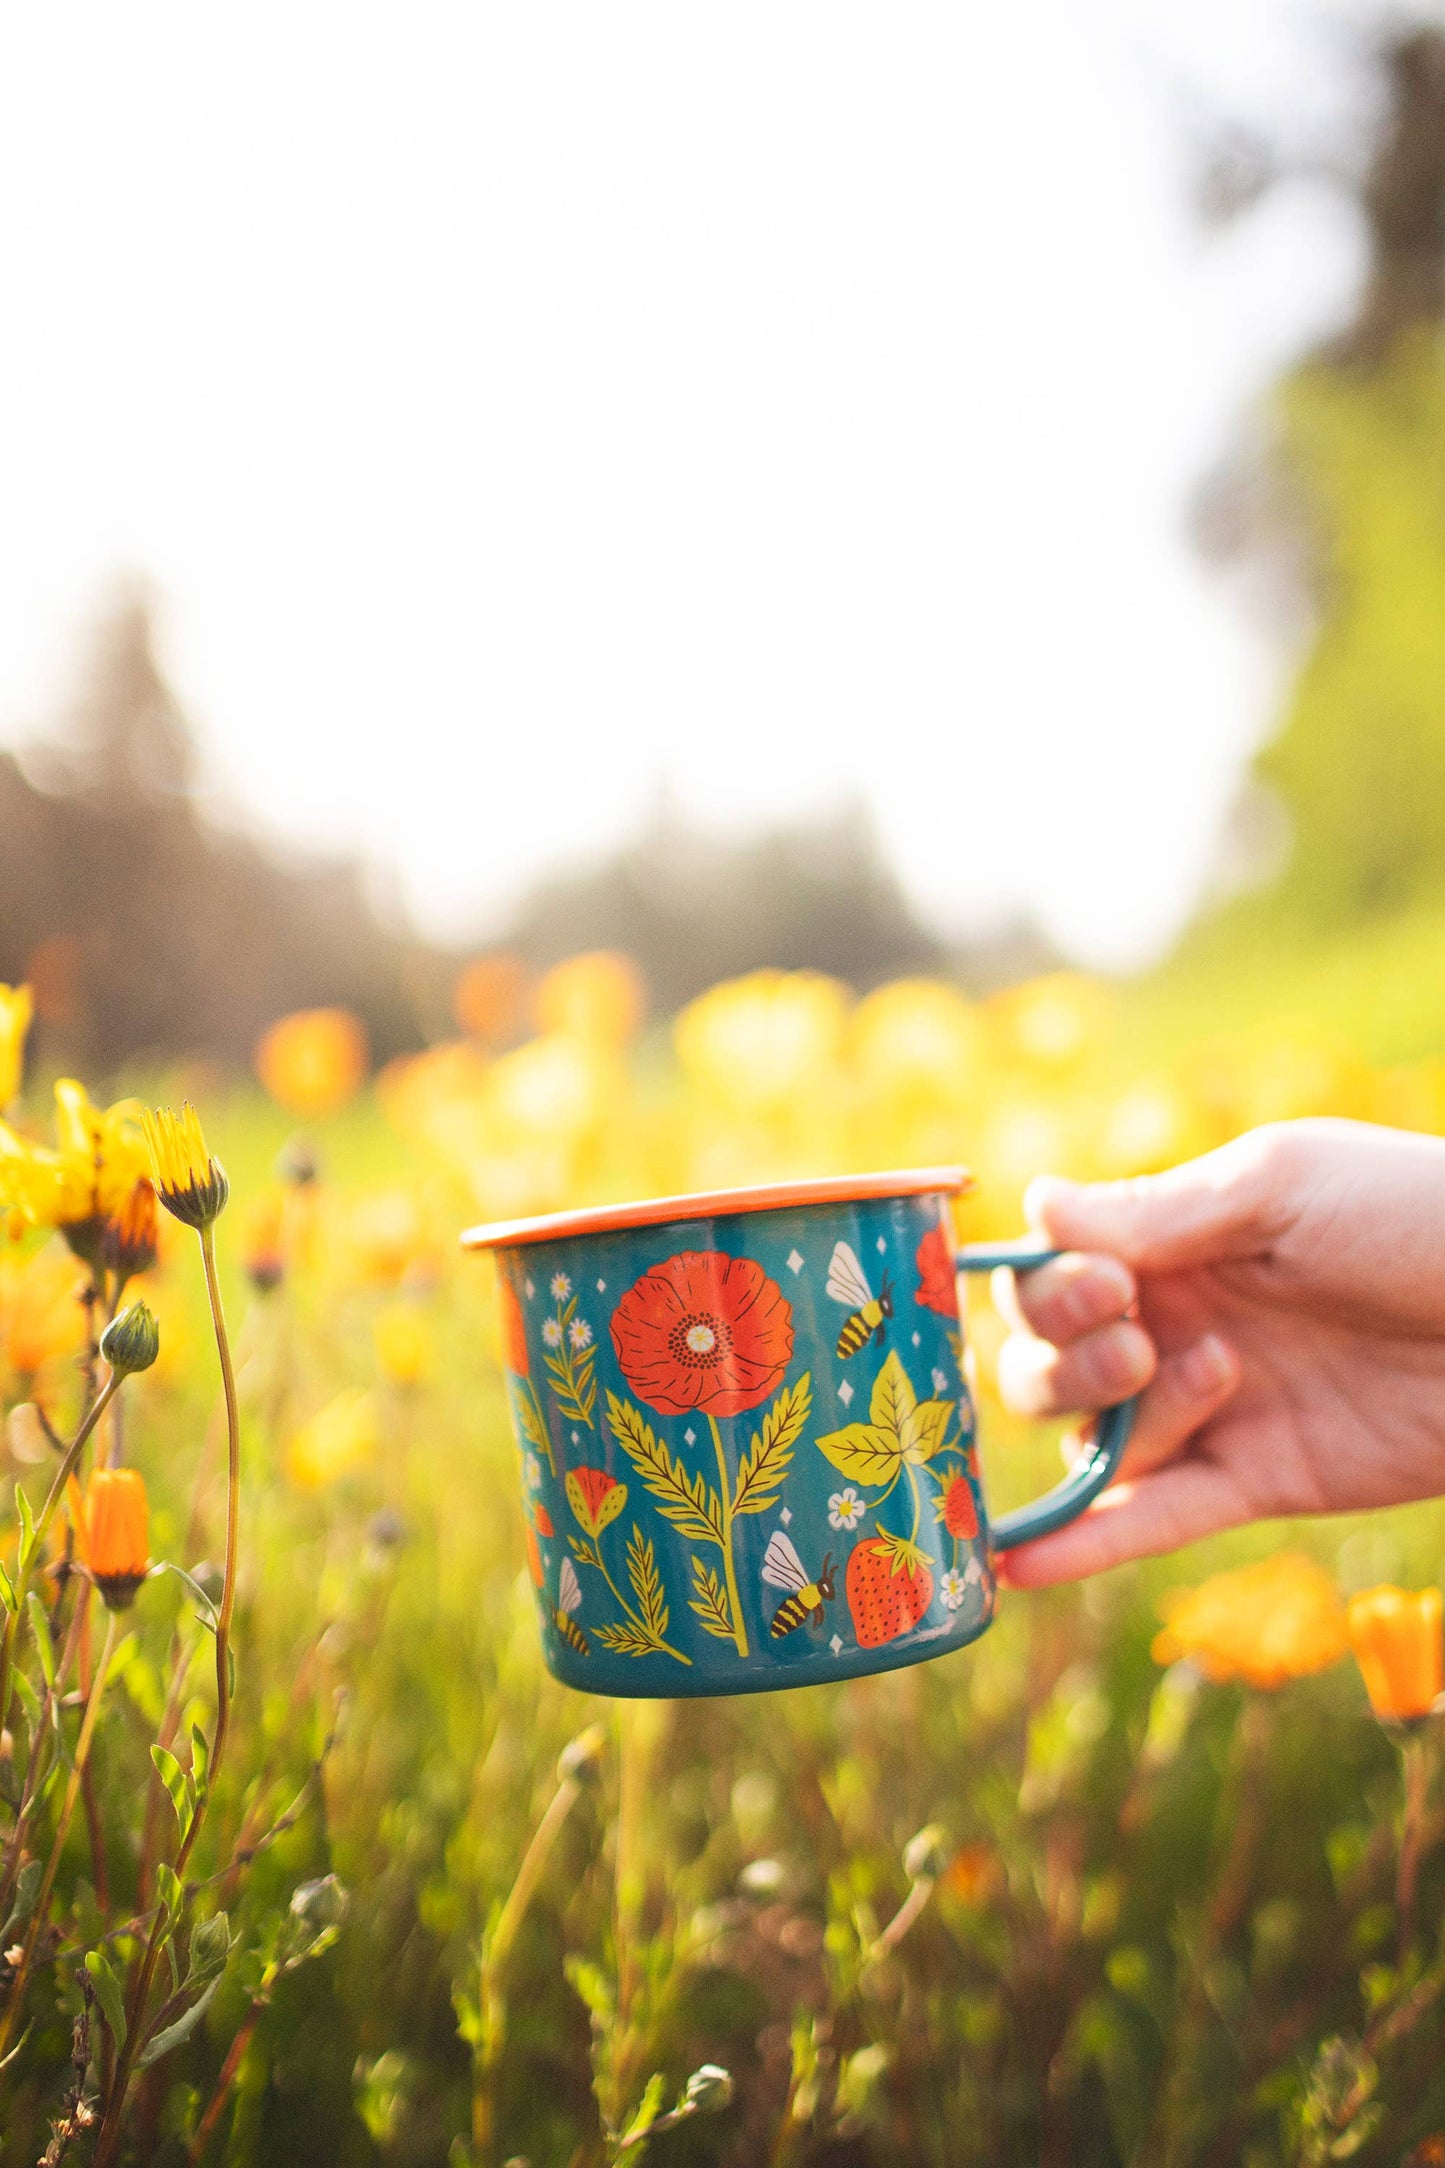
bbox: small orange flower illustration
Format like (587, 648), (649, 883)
(611, 1250), (793, 1419)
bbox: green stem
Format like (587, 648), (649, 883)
(905, 1463), (923, 1546)
(0, 1370), (121, 1736)
(0, 1609), (118, 2064)
(1397, 1727), (1432, 1965)
(199, 1222), (240, 1789)
(95, 1220), (242, 2166)
(709, 1417), (749, 1659)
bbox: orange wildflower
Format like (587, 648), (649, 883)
(255, 1008), (369, 1117)
(453, 952), (529, 1046)
(72, 1467), (150, 1610)
(240, 1189), (288, 1291)
(0, 1243), (86, 1377)
(1152, 1555), (1348, 1691)
(1346, 1585), (1444, 1724)
(535, 952), (645, 1050)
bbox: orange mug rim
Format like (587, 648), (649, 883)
(460, 1165), (972, 1252)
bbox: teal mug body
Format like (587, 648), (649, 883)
(463, 1171), (1134, 1698)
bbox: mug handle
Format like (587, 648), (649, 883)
(955, 1239), (1138, 1553)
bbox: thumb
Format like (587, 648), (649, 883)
(1023, 1138), (1272, 1273)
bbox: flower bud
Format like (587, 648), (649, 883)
(902, 1823), (950, 1883)
(77, 1467), (150, 1610)
(557, 1723), (607, 1787)
(100, 1300), (160, 1378)
(1347, 1586), (1444, 1724)
(682, 2065), (734, 2117)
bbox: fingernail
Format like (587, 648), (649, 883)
(1024, 1174), (1075, 1231)
(1180, 1333), (1232, 1396)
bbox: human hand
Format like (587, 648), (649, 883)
(991, 1118), (1445, 1586)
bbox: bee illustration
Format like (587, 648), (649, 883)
(826, 1240), (893, 1359)
(761, 1529), (836, 1638)
(553, 1555), (590, 1657)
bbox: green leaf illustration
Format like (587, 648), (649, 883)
(815, 1421), (903, 1489)
(511, 1377), (554, 1470)
(595, 1618), (666, 1659)
(689, 1557), (735, 1640)
(607, 1393), (725, 1547)
(900, 1396), (953, 1465)
(733, 1373), (812, 1517)
(870, 1350), (916, 1436)
(816, 1351), (954, 1490)
(626, 1525), (670, 1642)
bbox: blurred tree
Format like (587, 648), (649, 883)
(497, 794), (1058, 1014)
(0, 588), (426, 1074)
(1189, 25), (1445, 947)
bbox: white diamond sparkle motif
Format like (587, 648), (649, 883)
(830, 1634), (844, 1656)
(780, 1506), (793, 1526)
(684, 1427), (696, 1445)
(786, 1248), (804, 1276)
(837, 1379), (855, 1407)
(524, 1278), (535, 1299)
(912, 1330), (921, 1347)
(876, 1236), (887, 1254)
(596, 1278), (607, 1293)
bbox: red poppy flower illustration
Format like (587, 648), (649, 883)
(940, 1472), (979, 1542)
(914, 1222), (958, 1318)
(534, 1502), (555, 1539)
(498, 1274), (530, 1377)
(611, 1250), (794, 1419)
(565, 1465), (628, 1539)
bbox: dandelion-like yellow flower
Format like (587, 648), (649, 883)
(142, 1104), (229, 1229)
(45, 1081), (151, 1261)
(0, 984), (33, 1109)
(535, 951), (646, 1050)
(1152, 1555), (1348, 1691)
(1347, 1585), (1444, 1725)
(373, 1302), (433, 1387)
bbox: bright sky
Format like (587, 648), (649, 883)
(0, 3), (1384, 967)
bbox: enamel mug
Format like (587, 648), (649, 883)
(462, 1171), (1135, 1697)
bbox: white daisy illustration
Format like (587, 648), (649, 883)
(941, 1568), (967, 1611)
(828, 1487), (864, 1531)
(541, 1317), (563, 1348)
(568, 1317), (593, 1351)
(524, 1452), (542, 1490)
(550, 1272), (572, 1301)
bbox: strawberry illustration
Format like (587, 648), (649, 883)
(846, 1532), (935, 1648)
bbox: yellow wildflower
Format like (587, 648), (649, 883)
(44, 1081), (152, 1260)
(1347, 1586), (1444, 1725)
(374, 1303), (433, 1387)
(535, 952), (646, 1050)
(0, 985), (33, 1109)
(286, 1390), (379, 1490)
(255, 1008), (369, 1117)
(676, 971), (850, 1116)
(986, 972), (1117, 1073)
(0, 1242), (86, 1378)
(142, 1104), (229, 1229)
(1152, 1555), (1348, 1691)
